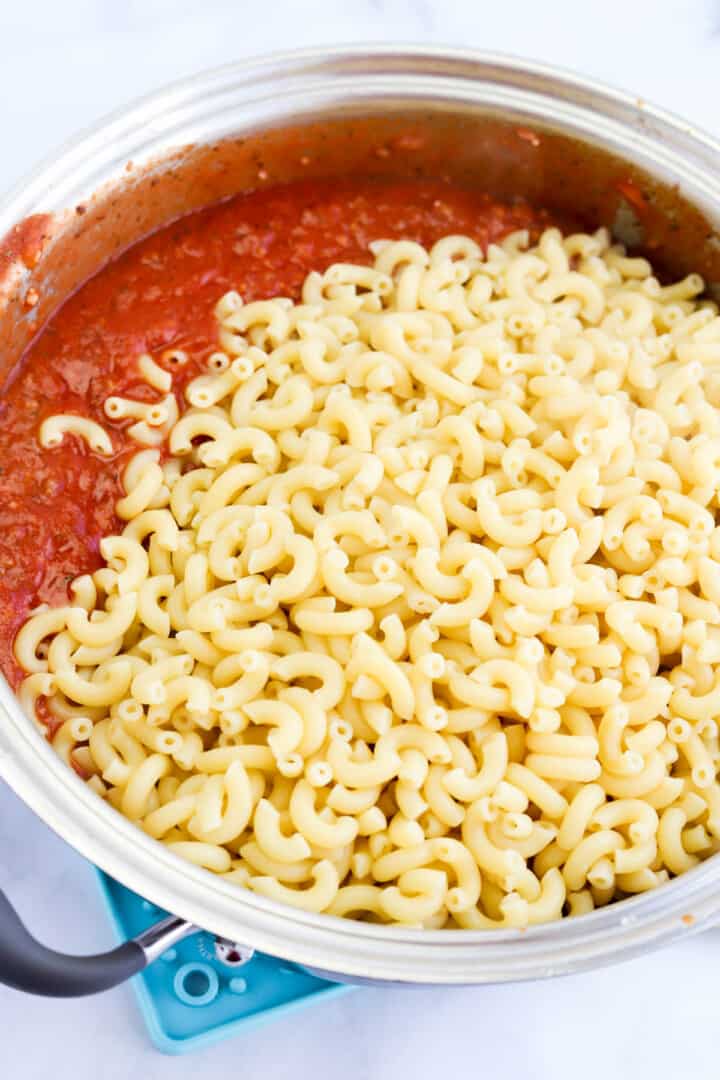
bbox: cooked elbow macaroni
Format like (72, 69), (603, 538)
(21, 228), (720, 927)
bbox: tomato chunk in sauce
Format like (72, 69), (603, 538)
(0, 178), (553, 686)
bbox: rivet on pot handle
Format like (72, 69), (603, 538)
(0, 886), (195, 997)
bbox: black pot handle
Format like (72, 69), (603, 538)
(0, 886), (195, 997)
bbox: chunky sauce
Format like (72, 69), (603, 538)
(0, 178), (552, 685)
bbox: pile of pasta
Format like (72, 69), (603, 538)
(18, 227), (720, 929)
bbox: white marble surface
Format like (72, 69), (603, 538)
(2, 1), (720, 1076)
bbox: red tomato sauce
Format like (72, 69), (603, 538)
(0, 177), (553, 687)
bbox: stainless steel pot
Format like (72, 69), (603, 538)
(1, 45), (720, 995)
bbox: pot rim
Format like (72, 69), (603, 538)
(1, 44), (719, 985)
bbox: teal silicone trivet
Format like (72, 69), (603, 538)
(96, 872), (352, 1054)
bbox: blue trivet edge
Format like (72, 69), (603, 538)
(95, 871), (353, 1054)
